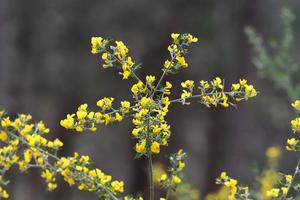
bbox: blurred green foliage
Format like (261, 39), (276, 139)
(245, 7), (300, 100)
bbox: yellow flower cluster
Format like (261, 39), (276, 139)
(85, 33), (258, 161)
(216, 172), (250, 200)
(259, 146), (281, 199)
(56, 153), (124, 197)
(69, 37), (191, 156)
(264, 100), (300, 199)
(0, 33), (260, 199)
(0, 184), (9, 199)
(169, 182), (200, 200)
(0, 109), (123, 199)
(62, 33), (256, 199)
(91, 37), (109, 54)
(123, 196), (144, 200)
(91, 36), (136, 80)
(41, 169), (57, 190)
(132, 80), (171, 156)
(164, 33), (198, 73)
(292, 100), (300, 111)
(286, 100), (300, 151)
(265, 146), (281, 160)
(60, 99), (131, 132)
(205, 186), (229, 200)
(152, 162), (200, 200)
(291, 118), (300, 133)
(178, 78), (257, 107)
(266, 175), (292, 198)
(0, 113), (63, 173)
(159, 149), (186, 190)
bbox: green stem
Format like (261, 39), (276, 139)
(283, 155), (300, 199)
(169, 91), (246, 104)
(103, 49), (142, 83)
(148, 153), (154, 200)
(165, 188), (171, 200)
(146, 113), (154, 200)
(151, 69), (167, 99)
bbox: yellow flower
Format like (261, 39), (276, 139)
(187, 33), (198, 43)
(281, 187), (288, 195)
(164, 60), (171, 68)
(224, 179), (237, 188)
(266, 146), (281, 160)
(291, 118), (300, 133)
(102, 52), (108, 60)
(171, 33), (180, 41)
(131, 81), (144, 96)
(181, 90), (192, 99)
(1, 117), (11, 127)
(41, 169), (54, 182)
(291, 100), (300, 111)
(97, 97), (114, 110)
(123, 71), (130, 79)
(36, 121), (50, 134)
(178, 161), (185, 171)
(76, 110), (87, 120)
(111, 181), (124, 193)
(115, 112), (123, 122)
(160, 174), (168, 181)
(60, 114), (74, 129)
(168, 44), (178, 53)
(0, 131), (8, 142)
(287, 138), (299, 146)
(0, 187), (9, 199)
(285, 175), (293, 184)
(176, 56), (188, 68)
(140, 97), (152, 108)
(239, 79), (247, 86)
(200, 80), (210, 89)
(213, 77), (224, 89)
(181, 80), (194, 88)
(146, 75), (156, 85)
(266, 188), (280, 198)
(152, 125), (161, 135)
(37, 157), (44, 165)
(132, 128), (141, 137)
(23, 125), (34, 137)
(220, 171), (227, 179)
(53, 139), (63, 148)
(171, 175), (181, 184)
(121, 101), (130, 110)
(231, 83), (240, 91)
(135, 139), (146, 153)
(244, 84), (257, 98)
(164, 81), (172, 95)
(151, 142), (160, 154)
(91, 37), (103, 54)
(103, 114), (112, 125)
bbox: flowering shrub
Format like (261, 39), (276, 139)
(0, 33), (260, 199)
(243, 6), (300, 200)
(205, 100), (300, 200)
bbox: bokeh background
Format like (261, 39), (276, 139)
(1, 0), (300, 199)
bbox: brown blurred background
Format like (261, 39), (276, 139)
(0, 0), (300, 199)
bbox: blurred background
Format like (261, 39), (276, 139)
(1, 0), (300, 199)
